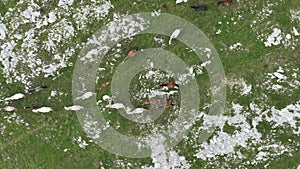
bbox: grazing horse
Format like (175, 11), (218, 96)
(24, 105), (38, 109)
(124, 49), (137, 62)
(218, 0), (232, 5)
(0, 106), (16, 112)
(143, 99), (161, 105)
(162, 102), (175, 109)
(32, 107), (52, 113)
(169, 29), (181, 45)
(191, 5), (208, 11)
(27, 85), (48, 94)
(98, 82), (109, 90)
(160, 82), (179, 88)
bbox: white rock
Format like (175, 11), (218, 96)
(256, 151), (268, 161)
(264, 28), (283, 47)
(79, 140), (88, 148)
(273, 72), (287, 80)
(48, 12), (57, 23)
(58, 0), (74, 9)
(216, 29), (222, 35)
(151, 10), (161, 17)
(0, 23), (7, 40)
(242, 84), (252, 95)
(290, 9), (300, 22)
(292, 27), (300, 36)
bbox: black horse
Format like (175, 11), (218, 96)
(191, 5), (208, 11)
